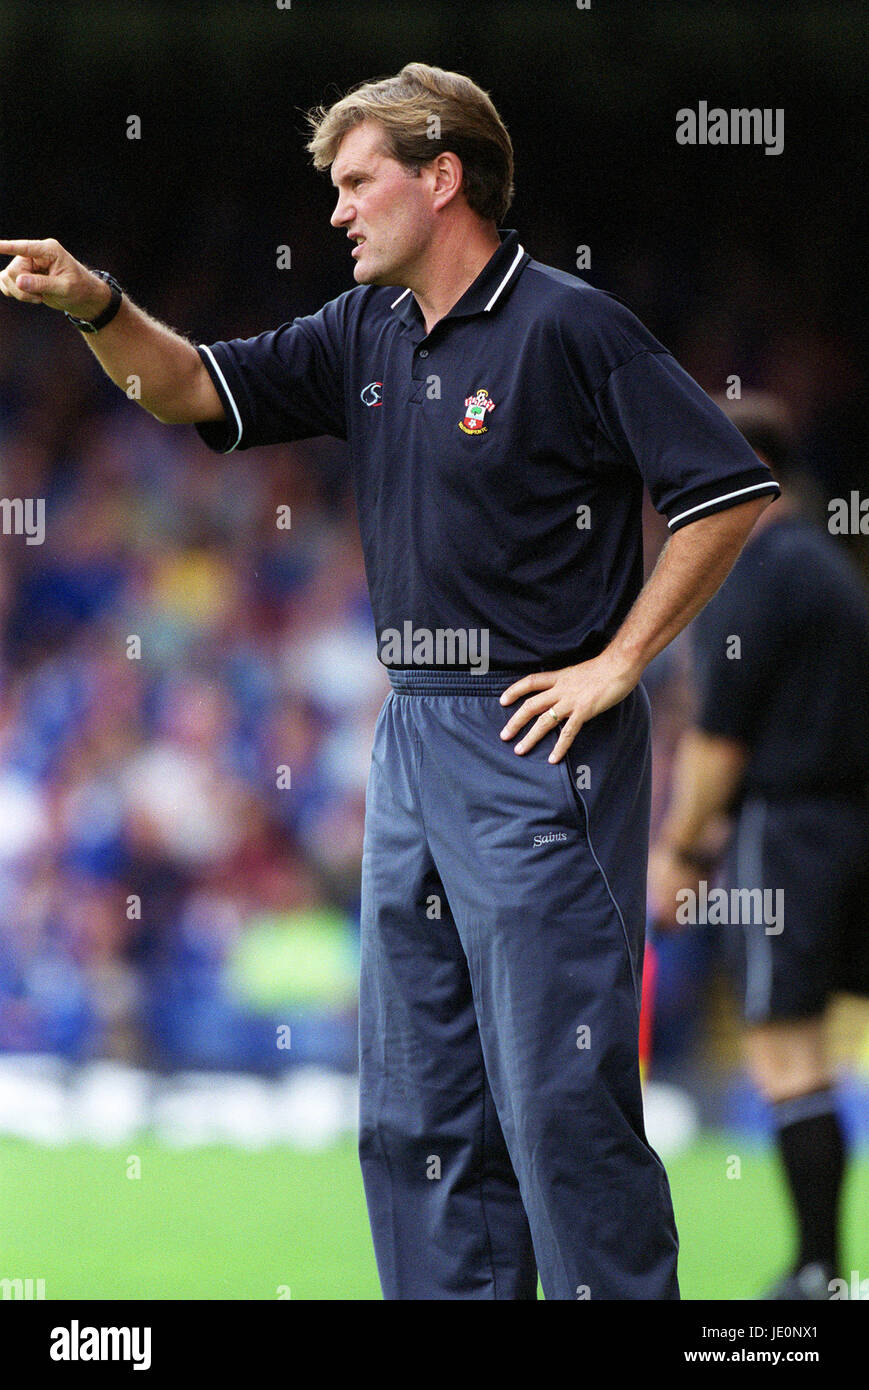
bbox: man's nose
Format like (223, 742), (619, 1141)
(330, 196), (354, 228)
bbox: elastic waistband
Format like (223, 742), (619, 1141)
(387, 667), (530, 696)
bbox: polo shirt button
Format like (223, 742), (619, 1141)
(419, 348), (429, 357)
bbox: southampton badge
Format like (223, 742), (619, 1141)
(459, 388), (496, 434)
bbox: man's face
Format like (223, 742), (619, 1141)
(330, 119), (435, 285)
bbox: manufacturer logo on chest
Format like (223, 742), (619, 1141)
(459, 388), (496, 434)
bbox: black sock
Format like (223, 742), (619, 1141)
(773, 1087), (846, 1275)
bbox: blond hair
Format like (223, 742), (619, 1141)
(306, 62), (514, 223)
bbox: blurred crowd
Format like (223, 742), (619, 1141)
(0, 308), (386, 1067)
(0, 255), (863, 1074)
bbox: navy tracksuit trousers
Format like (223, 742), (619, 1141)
(358, 668), (679, 1300)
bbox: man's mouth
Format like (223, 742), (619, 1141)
(350, 234), (366, 259)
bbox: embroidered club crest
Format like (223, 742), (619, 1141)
(459, 388), (496, 434)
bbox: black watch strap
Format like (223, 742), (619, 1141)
(64, 270), (123, 333)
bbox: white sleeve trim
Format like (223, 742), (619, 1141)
(199, 344), (243, 452)
(668, 479), (779, 530)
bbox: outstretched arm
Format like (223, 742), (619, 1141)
(0, 237), (224, 424)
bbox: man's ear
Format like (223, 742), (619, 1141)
(429, 151), (463, 211)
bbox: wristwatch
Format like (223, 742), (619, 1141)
(64, 270), (123, 333)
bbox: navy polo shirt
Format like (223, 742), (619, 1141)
(195, 229), (779, 670)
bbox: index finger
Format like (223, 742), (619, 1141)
(499, 671), (554, 706)
(0, 240), (50, 259)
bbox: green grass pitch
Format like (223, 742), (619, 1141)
(1, 1133), (867, 1299)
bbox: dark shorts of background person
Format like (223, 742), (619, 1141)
(721, 792), (869, 1024)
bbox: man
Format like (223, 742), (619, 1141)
(0, 62), (779, 1299)
(649, 394), (869, 1299)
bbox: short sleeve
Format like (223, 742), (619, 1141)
(691, 567), (785, 745)
(194, 291), (350, 453)
(595, 348), (780, 531)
